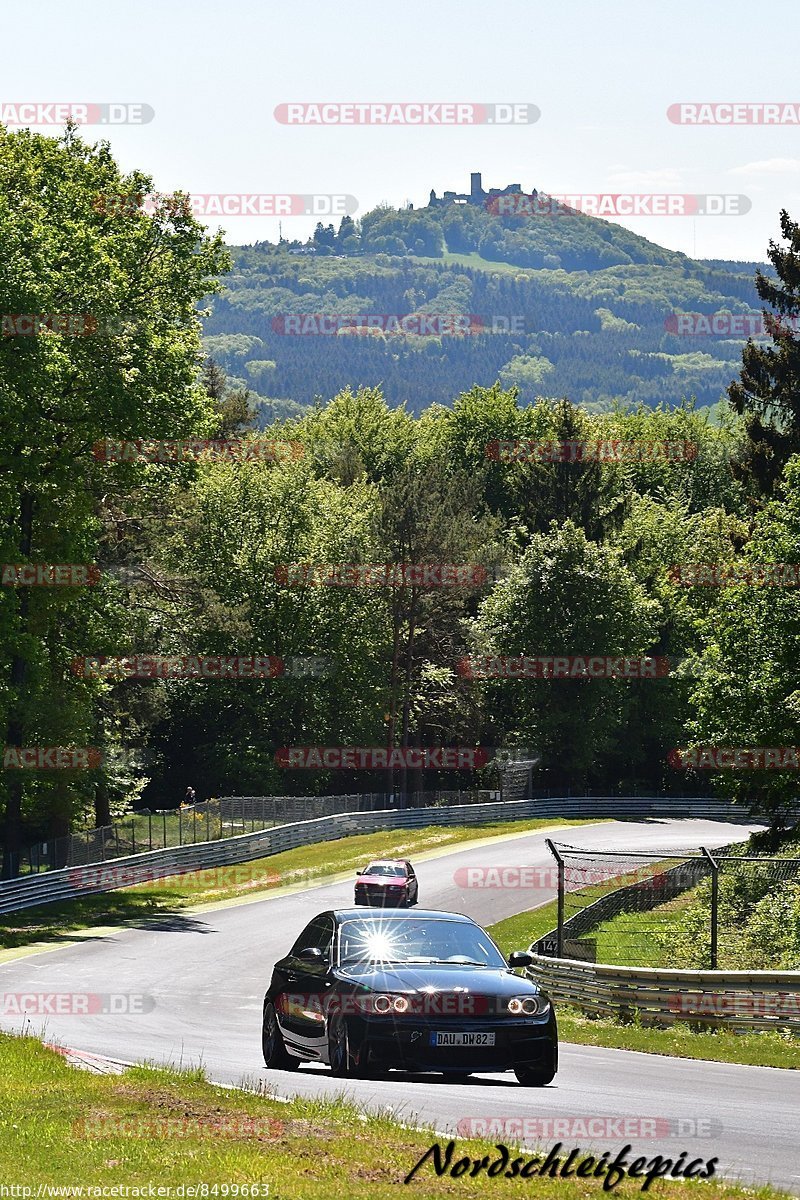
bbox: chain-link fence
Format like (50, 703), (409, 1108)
(15, 788), (504, 876)
(536, 839), (800, 970)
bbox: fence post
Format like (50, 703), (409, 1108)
(163, 811), (167, 849)
(148, 813), (153, 852)
(700, 846), (719, 969)
(206, 804), (210, 842)
(545, 838), (565, 958)
(179, 806), (182, 845)
(131, 821), (136, 855)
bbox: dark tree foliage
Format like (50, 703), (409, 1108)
(729, 210), (800, 497)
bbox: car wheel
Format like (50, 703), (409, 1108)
(327, 1013), (356, 1077)
(262, 1001), (299, 1071)
(328, 1014), (374, 1078)
(513, 1043), (557, 1087)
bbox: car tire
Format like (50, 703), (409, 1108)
(513, 1043), (557, 1087)
(328, 1014), (376, 1078)
(262, 1001), (299, 1071)
(328, 1013), (357, 1077)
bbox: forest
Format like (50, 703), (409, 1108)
(2, 126), (800, 875)
(203, 200), (766, 412)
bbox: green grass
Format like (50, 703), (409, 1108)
(0, 818), (598, 954)
(486, 907), (800, 1070)
(587, 892), (700, 969)
(0, 1033), (786, 1199)
(415, 250), (530, 276)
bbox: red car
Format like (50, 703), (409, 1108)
(354, 859), (419, 908)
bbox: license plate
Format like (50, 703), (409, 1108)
(431, 1031), (496, 1047)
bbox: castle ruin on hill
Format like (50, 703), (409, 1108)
(427, 171), (537, 208)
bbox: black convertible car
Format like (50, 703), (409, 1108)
(262, 908), (557, 1085)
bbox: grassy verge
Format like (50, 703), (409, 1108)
(554, 1007), (800, 1070)
(0, 1033), (785, 1199)
(0, 818), (597, 954)
(587, 892), (699, 969)
(487, 907), (800, 1070)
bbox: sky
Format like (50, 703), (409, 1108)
(1, 0), (798, 261)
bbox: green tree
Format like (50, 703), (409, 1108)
(0, 123), (228, 874)
(729, 210), (800, 497)
(468, 521), (660, 788)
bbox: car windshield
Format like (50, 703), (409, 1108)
(337, 917), (506, 967)
(363, 863), (405, 877)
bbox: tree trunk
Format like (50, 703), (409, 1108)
(2, 491), (34, 878)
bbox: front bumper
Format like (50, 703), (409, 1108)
(350, 1014), (556, 1072)
(354, 888), (407, 905)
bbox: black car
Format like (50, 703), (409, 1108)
(262, 908), (557, 1086)
(354, 859), (419, 907)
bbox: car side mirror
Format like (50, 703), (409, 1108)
(508, 950), (534, 969)
(356, 869), (363, 876)
(297, 946), (325, 962)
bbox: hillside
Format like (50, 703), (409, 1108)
(202, 190), (767, 415)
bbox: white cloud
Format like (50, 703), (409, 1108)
(729, 158), (800, 176)
(605, 167), (685, 187)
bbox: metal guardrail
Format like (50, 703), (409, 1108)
(0, 794), (757, 916)
(525, 954), (800, 1031)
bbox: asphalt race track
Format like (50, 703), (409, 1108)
(2, 817), (799, 1194)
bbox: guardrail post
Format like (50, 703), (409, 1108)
(148, 813), (153, 852)
(700, 846), (719, 969)
(179, 806), (182, 845)
(131, 821), (136, 855)
(163, 811), (167, 849)
(545, 838), (565, 958)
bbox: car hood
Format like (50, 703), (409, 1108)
(336, 963), (543, 996)
(355, 874), (405, 886)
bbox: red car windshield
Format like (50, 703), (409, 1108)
(362, 863), (406, 877)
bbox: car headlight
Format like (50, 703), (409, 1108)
(367, 993), (411, 1014)
(507, 995), (550, 1016)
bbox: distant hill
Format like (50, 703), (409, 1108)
(203, 188), (768, 415)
